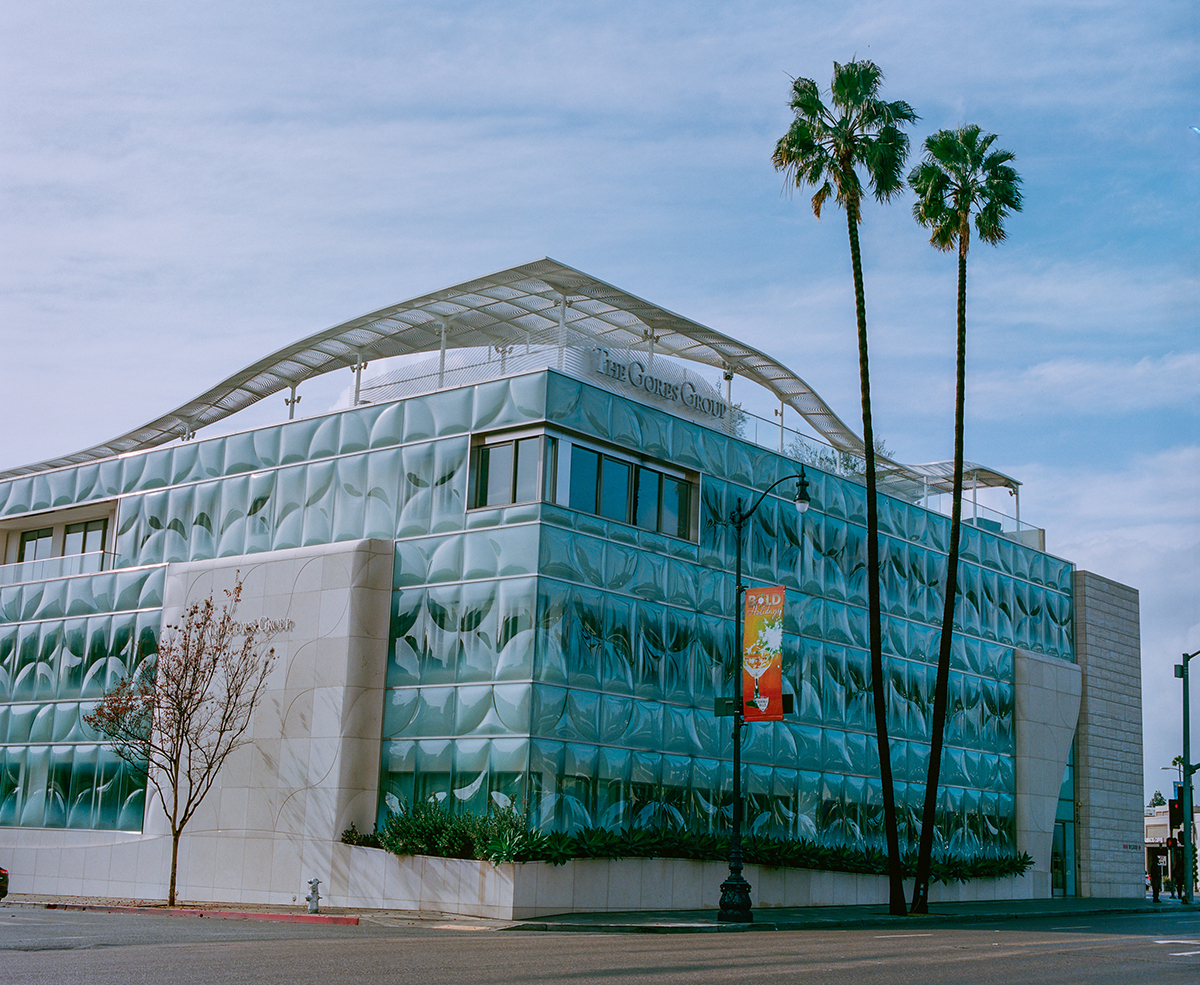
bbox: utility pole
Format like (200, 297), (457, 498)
(1176, 649), (1199, 904)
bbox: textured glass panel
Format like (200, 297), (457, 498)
(340, 407), (374, 455)
(388, 589), (425, 687)
(411, 686), (456, 734)
(332, 455), (368, 543)
(382, 687), (419, 737)
(397, 444), (434, 537)
(271, 466), (306, 550)
(465, 526), (537, 580)
(495, 577), (535, 681)
(31, 580), (67, 623)
(400, 393), (437, 443)
(560, 742), (598, 831)
(64, 744), (99, 828)
(531, 683), (571, 737)
(369, 402), (405, 448)
(301, 462), (335, 546)
(252, 425), (281, 468)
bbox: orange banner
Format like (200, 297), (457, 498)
(742, 585), (785, 722)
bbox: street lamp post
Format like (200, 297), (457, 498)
(717, 468), (810, 923)
(1176, 649), (1199, 904)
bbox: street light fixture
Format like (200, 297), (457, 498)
(717, 467), (810, 923)
(1175, 649), (1199, 904)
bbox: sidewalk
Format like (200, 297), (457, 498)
(2, 892), (1181, 934)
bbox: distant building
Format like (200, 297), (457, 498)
(0, 260), (1143, 905)
(1145, 802), (1200, 891)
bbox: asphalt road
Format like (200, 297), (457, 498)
(2, 906), (1199, 985)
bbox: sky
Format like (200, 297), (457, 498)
(1, 1), (1196, 799)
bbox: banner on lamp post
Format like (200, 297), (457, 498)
(742, 585), (785, 722)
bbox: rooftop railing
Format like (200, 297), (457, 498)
(737, 406), (1043, 546)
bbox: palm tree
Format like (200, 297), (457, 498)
(907, 125), (1022, 913)
(773, 60), (917, 916)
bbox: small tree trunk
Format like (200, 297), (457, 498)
(846, 201), (906, 916)
(911, 247), (969, 913)
(169, 828), (180, 907)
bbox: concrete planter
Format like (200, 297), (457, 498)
(331, 844), (1032, 919)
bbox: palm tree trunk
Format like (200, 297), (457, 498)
(846, 201), (906, 915)
(911, 248), (968, 913)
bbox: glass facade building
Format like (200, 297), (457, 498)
(0, 366), (1075, 859)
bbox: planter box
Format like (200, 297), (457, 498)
(330, 845), (1033, 919)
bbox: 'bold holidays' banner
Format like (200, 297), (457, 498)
(742, 586), (784, 722)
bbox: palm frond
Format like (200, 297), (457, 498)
(774, 58), (915, 225)
(908, 125), (1022, 254)
(811, 181), (833, 219)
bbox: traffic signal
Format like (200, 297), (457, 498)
(1169, 798), (1183, 829)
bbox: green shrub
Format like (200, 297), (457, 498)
(340, 821), (382, 849)
(359, 802), (1034, 885)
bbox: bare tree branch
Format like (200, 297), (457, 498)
(84, 576), (277, 906)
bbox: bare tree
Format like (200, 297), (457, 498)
(84, 578), (277, 906)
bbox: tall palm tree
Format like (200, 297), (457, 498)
(907, 125), (1022, 913)
(773, 59), (917, 916)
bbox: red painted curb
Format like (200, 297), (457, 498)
(43, 903), (358, 925)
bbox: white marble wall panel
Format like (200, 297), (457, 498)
(0, 539), (393, 905)
(1013, 647), (1082, 898)
(331, 848), (1037, 918)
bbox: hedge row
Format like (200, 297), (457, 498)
(342, 802), (1033, 885)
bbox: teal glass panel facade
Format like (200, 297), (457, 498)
(0, 566), (162, 829)
(0, 369), (1072, 852)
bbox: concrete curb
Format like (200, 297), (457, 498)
(506, 903), (1169, 934)
(43, 903), (359, 926)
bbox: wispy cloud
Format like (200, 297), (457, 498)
(972, 352), (1200, 417)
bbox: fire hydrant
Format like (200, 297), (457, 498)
(305, 877), (321, 914)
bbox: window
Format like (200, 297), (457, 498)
(63, 518), (108, 556)
(18, 528), (53, 562)
(469, 435), (551, 509)
(569, 447), (692, 539)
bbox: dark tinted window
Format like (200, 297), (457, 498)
(662, 476), (689, 539)
(635, 468), (660, 530)
(567, 445), (692, 540)
(470, 437), (545, 509)
(18, 528), (53, 562)
(63, 519), (108, 555)
(514, 438), (541, 504)
(569, 447), (600, 513)
(599, 458), (630, 521)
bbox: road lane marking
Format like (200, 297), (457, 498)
(429, 924), (494, 931)
(1154, 940), (1200, 944)
(873, 933), (933, 939)
(1170, 950), (1200, 956)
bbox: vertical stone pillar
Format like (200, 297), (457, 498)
(154, 539), (394, 904)
(1073, 570), (1143, 898)
(1014, 648), (1081, 898)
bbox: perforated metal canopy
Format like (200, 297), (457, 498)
(0, 258), (1018, 496)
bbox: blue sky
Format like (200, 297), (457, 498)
(1, 1), (1196, 798)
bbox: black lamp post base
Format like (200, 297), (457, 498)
(717, 873), (753, 922)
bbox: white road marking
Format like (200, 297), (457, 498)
(873, 933), (933, 939)
(428, 924), (494, 931)
(1154, 939), (1200, 944)
(1170, 950), (1200, 956)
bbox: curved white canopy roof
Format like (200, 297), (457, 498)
(1, 258), (1018, 495)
